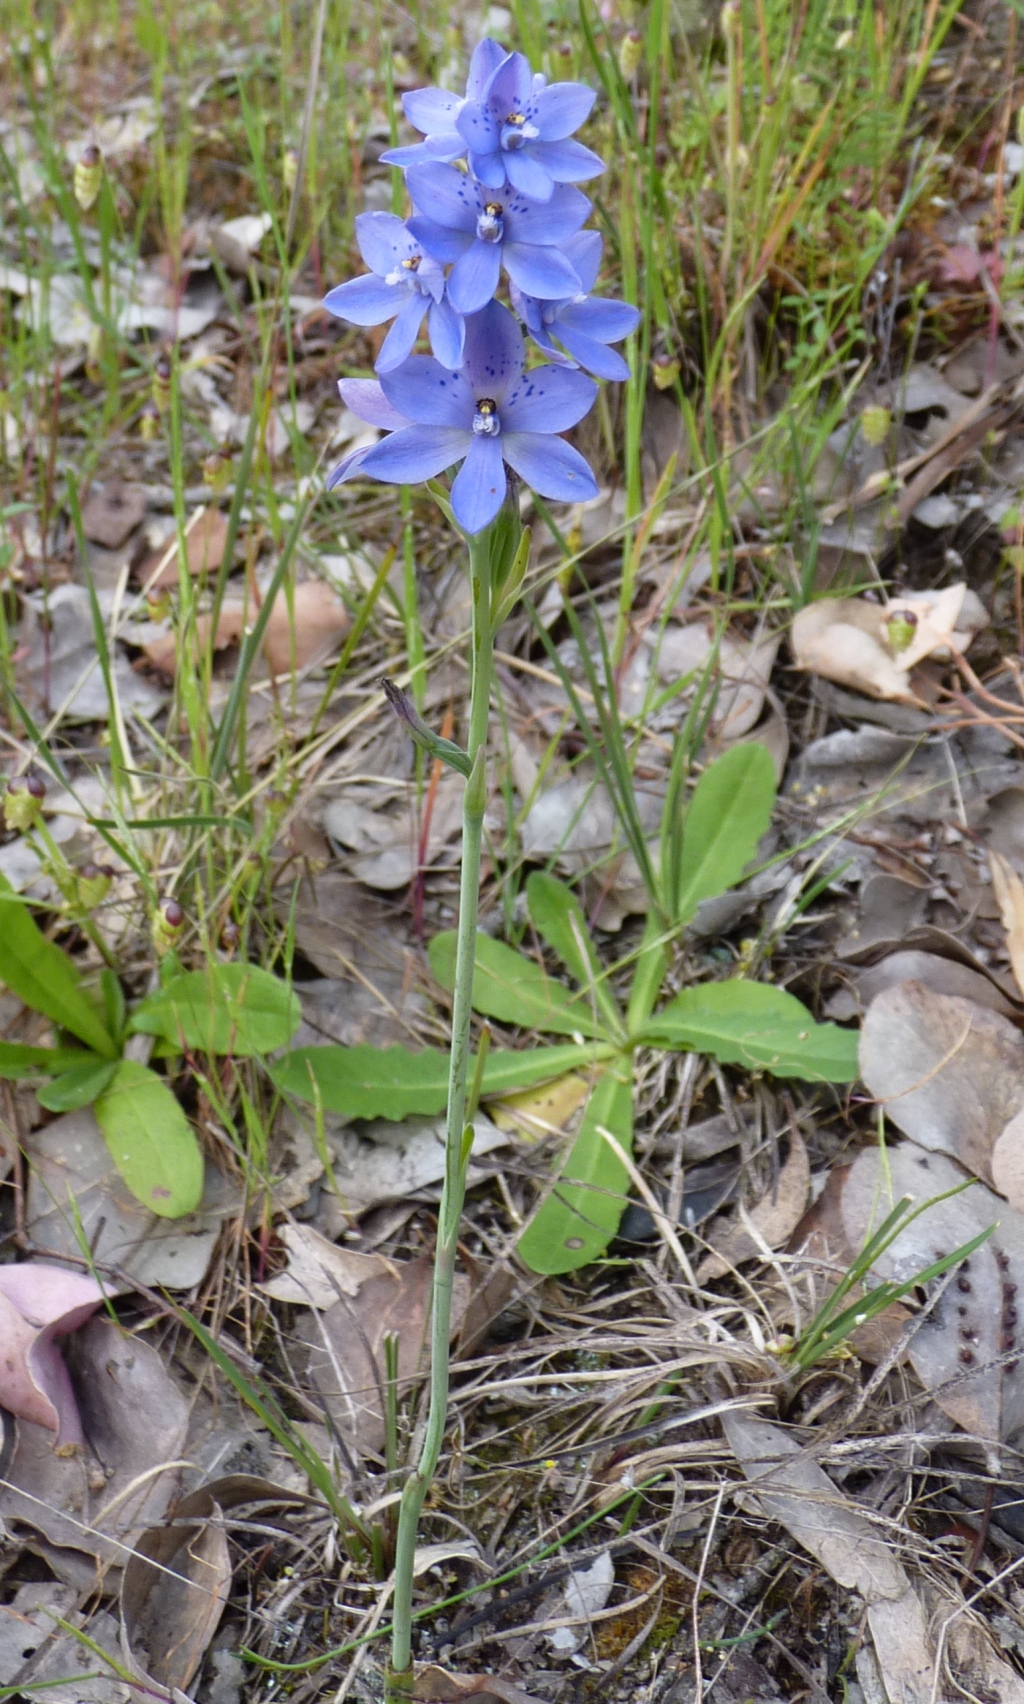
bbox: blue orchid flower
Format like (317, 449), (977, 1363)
(406, 163), (589, 316)
(380, 37), (507, 169)
(510, 231), (640, 380)
(322, 212), (464, 372)
(455, 50), (604, 201)
(328, 301), (599, 535)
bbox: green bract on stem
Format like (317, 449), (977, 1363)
(386, 513), (511, 1699)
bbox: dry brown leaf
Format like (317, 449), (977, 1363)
(141, 579), (349, 678)
(80, 481), (146, 549)
(697, 1130), (810, 1281)
(299, 1256), (469, 1460)
(992, 1109), (1024, 1211)
(121, 1477), (307, 1695)
(841, 1142), (1024, 1442)
(791, 583), (985, 704)
(859, 980), (1024, 1184)
(259, 1222), (395, 1309)
(0, 1265), (107, 1446)
(722, 1411), (908, 1601)
(139, 507), (232, 589)
(415, 1666), (542, 1704)
(989, 848), (1024, 1000)
(26, 1108), (235, 1290)
(0, 1317), (190, 1575)
(488, 1070), (592, 1141)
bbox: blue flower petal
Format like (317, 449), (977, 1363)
(323, 274), (402, 326)
(533, 81), (597, 140)
(406, 164), (480, 235)
(406, 217), (471, 266)
(502, 364), (597, 433)
(564, 229), (603, 295)
(505, 150), (553, 201)
(376, 292), (428, 371)
(381, 137), (464, 167)
(327, 444), (375, 488)
(403, 86), (463, 135)
(559, 295), (640, 343)
(450, 434), (507, 533)
(339, 378), (408, 430)
(467, 38), (508, 99)
(355, 211), (417, 275)
(555, 325), (630, 379)
(462, 301), (524, 405)
(504, 241), (582, 300)
(467, 148), (507, 189)
(483, 52), (533, 116)
(504, 184), (590, 245)
(359, 424), (470, 483)
(448, 239), (502, 315)
(379, 356), (475, 427)
(456, 99), (500, 154)
(532, 137), (605, 183)
(502, 432), (599, 503)
(427, 296), (466, 369)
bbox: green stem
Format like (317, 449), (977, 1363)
(387, 524), (495, 1700)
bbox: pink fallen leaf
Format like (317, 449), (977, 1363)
(0, 1264), (107, 1448)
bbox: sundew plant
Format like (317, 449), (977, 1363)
(322, 36), (637, 1701)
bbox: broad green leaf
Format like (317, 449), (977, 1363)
(94, 1060), (204, 1217)
(0, 875), (117, 1058)
(37, 1058), (119, 1111)
(130, 963), (301, 1057)
(675, 743), (776, 926)
(526, 872), (625, 1039)
(0, 1042), (99, 1081)
(639, 980), (859, 1082)
(269, 1042), (614, 1119)
(429, 931), (606, 1040)
(518, 1054), (634, 1275)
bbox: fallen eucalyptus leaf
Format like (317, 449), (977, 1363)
(859, 980), (1024, 1183)
(697, 1130), (810, 1280)
(0, 1265), (107, 1446)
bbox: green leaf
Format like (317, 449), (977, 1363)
(526, 872), (625, 1039)
(639, 980), (859, 1082)
(429, 931), (606, 1040)
(0, 1042), (99, 1081)
(0, 875), (117, 1058)
(130, 963), (301, 1057)
(94, 1060), (204, 1217)
(37, 1058), (119, 1111)
(675, 743), (776, 926)
(269, 1042), (615, 1120)
(518, 1055), (634, 1275)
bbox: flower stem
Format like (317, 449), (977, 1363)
(386, 523), (495, 1702)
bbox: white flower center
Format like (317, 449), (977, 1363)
(472, 399), (501, 436)
(476, 203), (504, 243)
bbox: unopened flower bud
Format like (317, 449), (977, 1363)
(74, 142), (102, 212)
(146, 585), (171, 622)
(77, 861), (112, 910)
(151, 352), (171, 415)
(3, 773), (45, 832)
(651, 352), (681, 390)
(720, 0), (739, 35)
(885, 607), (918, 655)
(618, 29), (643, 79)
(138, 400), (160, 441)
(203, 448), (232, 492)
(152, 896), (185, 954)
(282, 148), (299, 194)
(860, 404), (892, 446)
(221, 918), (240, 953)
